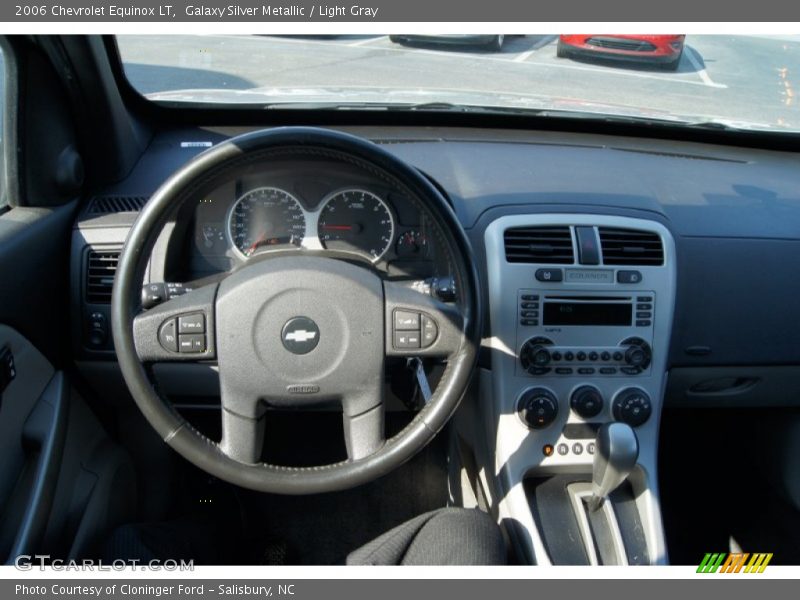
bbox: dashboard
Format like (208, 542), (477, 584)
(171, 158), (447, 282)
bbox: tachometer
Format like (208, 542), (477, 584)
(317, 189), (395, 261)
(227, 187), (306, 258)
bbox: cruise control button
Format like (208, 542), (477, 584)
(179, 333), (205, 353)
(394, 331), (421, 349)
(158, 319), (178, 352)
(421, 315), (438, 347)
(535, 268), (563, 283)
(178, 313), (205, 334)
(394, 310), (420, 331)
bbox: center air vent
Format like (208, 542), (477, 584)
(85, 248), (121, 304)
(86, 196), (148, 214)
(599, 227), (664, 266)
(504, 226), (575, 264)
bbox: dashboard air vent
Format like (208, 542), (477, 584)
(86, 195), (148, 214)
(599, 227), (664, 266)
(504, 226), (575, 264)
(85, 249), (121, 304)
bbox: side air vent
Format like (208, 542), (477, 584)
(86, 195), (148, 214)
(504, 226), (575, 264)
(85, 248), (121, 304)
(599, 227), (664, 266)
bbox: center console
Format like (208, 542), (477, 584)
(482, 214), (676, 565)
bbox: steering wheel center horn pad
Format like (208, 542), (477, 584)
(216, 255), (386, 461)
(112, 127), (481, 495)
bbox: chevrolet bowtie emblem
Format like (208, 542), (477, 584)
(285, 329), (317, 343)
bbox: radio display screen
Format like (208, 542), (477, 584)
(543, 302), (632, 326)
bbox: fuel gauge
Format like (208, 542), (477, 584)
(396, 229), (429, 258)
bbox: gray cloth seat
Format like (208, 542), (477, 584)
(347, 508), (507, 565)
(105, 507), (506, 565)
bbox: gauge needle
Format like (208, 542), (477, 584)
(321, 224), (354, 231)
(246, 231), (268, 255)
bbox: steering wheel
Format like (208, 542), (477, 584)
(111, 127), (481, 494)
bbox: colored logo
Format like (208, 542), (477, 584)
(697, 552), (773, 573)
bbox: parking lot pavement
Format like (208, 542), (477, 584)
(118, 34), (800, 130)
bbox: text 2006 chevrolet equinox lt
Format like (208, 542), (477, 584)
(0, 34), (798, 566)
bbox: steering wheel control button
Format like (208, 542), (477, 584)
(394, 310), (420, 330)
(518, 388), (559, 429)
(535, 268), (563, 283)
(281, 317), (321, 355)
(178, 313), (205, 334)
(613, 388), (653, 427)
(617, 270), (643, 284)
(421, 315), (438, 348)
(179, 333), (205, 353)
(394, 331), (421, 349)
(158, 319), (178, 352)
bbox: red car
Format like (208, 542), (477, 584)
(557, 34), (686, 71)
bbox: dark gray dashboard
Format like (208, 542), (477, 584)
(73, 125), (800, 378)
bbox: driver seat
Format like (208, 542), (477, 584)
(105, 508), (507, 566)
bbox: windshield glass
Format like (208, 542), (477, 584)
(116, 34), (800, 132)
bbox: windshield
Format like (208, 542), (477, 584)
(116, 34), (800, 132)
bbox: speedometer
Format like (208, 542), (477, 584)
(227, 187), (306, 258)
(317, 189), (395, 261)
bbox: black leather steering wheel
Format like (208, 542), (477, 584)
(111, 127), (481, 494)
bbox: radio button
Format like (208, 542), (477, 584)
(520, 319), (539, 326)
(576, 351), (587, 361)
(621, 366), (642, 375)
(521, 310), (539, 318)
(578, 367), (595, 375)
(555, 367), (573, 375)
(552, 351), (562, 361)
(636, 303), (653, 311)
(600, 367), (617, 374)
(535, 268), (563, 283)
(617, 270), (642, 284)
(521, 302), (539, 309)
(637, 296), (653, 302)
(521, 294), (540, 301)
(588, 351), (599, 361)
(636, 311), (652, 319)
(600, 351), (611, 361)
(613, 351), (624, 361)
(564, 351), (575, 361)
(636, 320), (652, 327)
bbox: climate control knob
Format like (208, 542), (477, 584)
(518, 388), (559, 429)
(570, 385), (604, 419)
(612, 388), (652, 427)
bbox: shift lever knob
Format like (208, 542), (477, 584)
(587, 422), (639, 512)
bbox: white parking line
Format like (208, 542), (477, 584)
(513, 36), (557, 62)
(685, 47), (726, 88)
(347, 36), (388, 47)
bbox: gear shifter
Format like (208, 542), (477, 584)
(586, 422), (639, 512)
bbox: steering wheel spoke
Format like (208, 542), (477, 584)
(132, 282), (218, 362)
(384, 280), (464, 359)
(219, 406), (266, 464)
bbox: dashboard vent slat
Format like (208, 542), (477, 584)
(504, 226), (574, 264)
(85, 249), (121, 304)
(87, 195), (148, 214)
(599, 227), (664, 266)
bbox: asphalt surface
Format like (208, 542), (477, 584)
(117, 34), (800, 130)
